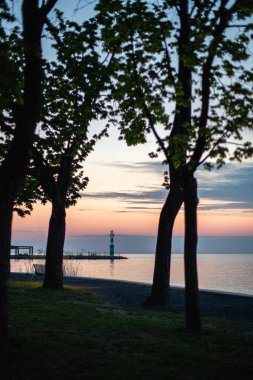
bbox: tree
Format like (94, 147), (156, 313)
(96, 0), (253, 330)
(0, 0), (57, 340)
(31, 12), (114, 289)
(3, 10), (114, 289)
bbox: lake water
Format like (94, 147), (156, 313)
(11, 253), (253, 296)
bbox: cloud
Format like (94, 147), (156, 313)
(82, 191), (138, 199)
(82, 161), (253, 211)
(125, 206), (161, 210)
(198, 203), (251, 211)
(81, 188), (167, 203)
(197, 163), (253, 209)
(94, 160), (165, 173)
(115, 207), (159, 213)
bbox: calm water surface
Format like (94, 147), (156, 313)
(11, 253), (253, 296)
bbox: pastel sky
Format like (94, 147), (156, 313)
(12, 126), (253, 245)
(11, 1), (253, 252)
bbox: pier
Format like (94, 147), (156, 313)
(10, 231), (127, 260)
(10, 253), (127, 260)
(11, 245), (33, 257)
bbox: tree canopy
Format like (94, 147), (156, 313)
(32, 10), (112, 207)
(1, 7), (115, 288)
(96, 0), (253, 330)
(96, 0), (253, 172)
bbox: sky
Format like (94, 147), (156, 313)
(12, 126), (253, 252)
(11, 0), (253, 253)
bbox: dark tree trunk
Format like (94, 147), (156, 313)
(0, 0), (57, 339)
(32, 151), (73, 290)
(33, 154), (73, 289)
(144, 182), (183, 306)
(0, 196), (13, 340)
(43, 202), (66, 289)
(184, 175), (201, 331)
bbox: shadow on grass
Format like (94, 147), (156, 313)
(1, 281), (252, 380)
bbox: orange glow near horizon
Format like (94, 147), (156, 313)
(13, 202), (51, 232)
(197, 210), (253, 236)
(12, 199), (253, 237)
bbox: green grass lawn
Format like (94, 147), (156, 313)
(1, 281), (253, 380)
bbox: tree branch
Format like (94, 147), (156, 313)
(40, 0), (58, 17)
(198, 130), (228, 166)
(90, 51), (115, 105)
(45, 16), (64, 48)
(73, 0), (97, 13)
(190, 0), (238, 168)
(46, 16), (115, 117)
(161, 33), (176, 86)
(32, 146), (55, 197)
(226, 24), (250, 28)
(191, 0), (216, 23)
(127, 23), (169, 161)
(0, 115), (14, 134)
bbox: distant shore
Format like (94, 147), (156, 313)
(11, 273), (253, 323)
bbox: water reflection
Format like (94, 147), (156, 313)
(109, 259), (114, 277)
(10, 253), (253, 295)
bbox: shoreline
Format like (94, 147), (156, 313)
(11, 271), (253, 297)
(10, 272), (253, 323)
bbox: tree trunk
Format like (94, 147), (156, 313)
(0, 195), (13, 340)
(184, 174), (201, 331)
(0, 0), (57, 340)
(43, 202), (66, 289)
(144, 183), (183, 306)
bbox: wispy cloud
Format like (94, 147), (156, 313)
(94, 160), (165, 173)
(81, 188), (167, 202)
(125, 206), (161, 210)
(82, 161), (253, 211)
(115, 206), (160, 213)
(197, 163), (253, 209)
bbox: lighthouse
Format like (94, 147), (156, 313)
(110, 230), (114, 258)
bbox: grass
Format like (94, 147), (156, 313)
(1, 281), (253, 380)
